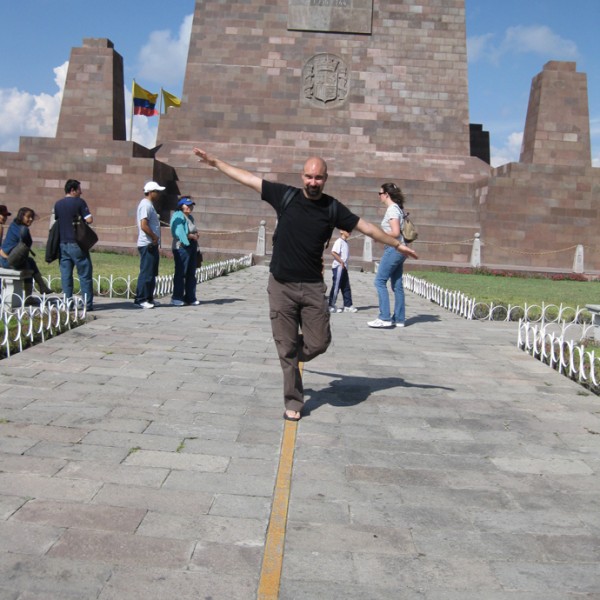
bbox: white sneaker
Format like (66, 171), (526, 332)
(189, 300), (200, 306)
(329, 306), (342, 313)
(367, 318), (393, 328)
(343, 306), (358, 313)
(139, 301), (155, 309)
(170, 299), (185, 306)
(395, 322), (405, 328)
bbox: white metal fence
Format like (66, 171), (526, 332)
(518, 321), (599, 394)
(404, 273), (599, 395)
(40, 255), (254, 299)
(0, 255), (253, 359)
(404, 273), (593, 329)
(0, 296), (87, 358)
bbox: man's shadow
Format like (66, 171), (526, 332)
(302, 369), (454, 416)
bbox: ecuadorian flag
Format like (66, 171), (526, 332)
(132, 82), (158, 117)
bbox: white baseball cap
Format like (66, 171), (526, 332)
(143, 181), (166, 193)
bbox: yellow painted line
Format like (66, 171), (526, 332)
(257, 362), (303, 600)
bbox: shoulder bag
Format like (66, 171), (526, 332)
(73, 216), (98, 252)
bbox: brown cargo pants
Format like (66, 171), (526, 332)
(267, 274), (331, 412)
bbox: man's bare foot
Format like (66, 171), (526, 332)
(283, 410), (301, 422)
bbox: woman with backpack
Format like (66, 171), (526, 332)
(368, 182), (409, 329)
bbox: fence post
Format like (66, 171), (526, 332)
(362, 236), (372, 262)
(256, 220), (266, 256)
(470, 233), (481, 268)
(586, 304), (600, 343)
(573, 244), (584, 274)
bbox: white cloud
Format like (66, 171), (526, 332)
(501, 25), (578, 59)
(0, 14), (192, 152)
(0, 62), (66, 151)
(137, 14), (193, 86)
(468, 24), (578, 64)
(490, 131), (523, 167)
(467, 33), (495, 63)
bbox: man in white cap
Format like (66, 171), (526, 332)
(134, 181), (164, 308)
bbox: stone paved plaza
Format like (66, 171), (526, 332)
(0, 265), (599, 599)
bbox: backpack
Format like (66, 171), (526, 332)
(401, 210), (418, 243)
(272, 187), (338, 248)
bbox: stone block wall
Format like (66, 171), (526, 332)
(158, 0), (470, 157)
(520, 62), (591, 168)
(477, 162), (600, 271)
(156, 0), (485, 263)
(57, 38), (126, 142)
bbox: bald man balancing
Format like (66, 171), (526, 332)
(193, 147), (418, 421)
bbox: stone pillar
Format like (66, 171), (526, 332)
(56, 38), (126, 142)
(362, 236), (372, 262)
(520, 61), (591, 167)
(470, 233), (481, 268)
(256, 220), (266, 256)
(573, 244), (584, 274)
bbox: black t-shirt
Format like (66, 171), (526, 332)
(262, 180), (360, 282)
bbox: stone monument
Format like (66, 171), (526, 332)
(476, 61), (598, 271)
(0, 39), (175, 247)
(0, 2), (597, 273)
(156, 0), (489, 262)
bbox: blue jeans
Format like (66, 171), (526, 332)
(172, 243), (198, 303)
(135, 244), (160, 304)
(59, 243), (94, 309)
(374, 245), (406, 323)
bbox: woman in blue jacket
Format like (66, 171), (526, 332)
(0, 207), (52, 296)
(169, 197), (200, 306)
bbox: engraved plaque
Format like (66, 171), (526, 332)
(288, 0), (373, 35)
(302, 54), (349, 108)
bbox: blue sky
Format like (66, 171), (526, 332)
(0, 0), (598, 167)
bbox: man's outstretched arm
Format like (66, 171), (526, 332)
(355, 218), (419, 259)
(193, 147), (263, 194)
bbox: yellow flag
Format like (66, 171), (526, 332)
(162, 89), (181, 111)
(132, 81), (158, 116)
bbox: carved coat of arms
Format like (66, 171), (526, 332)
(303, 54), (349, 107)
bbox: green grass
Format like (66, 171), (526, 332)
(31, 247), (600, 308)
(409, 269), (600, 388)
(36, 247), (175, 280)
(408, 270), (600, 310)
(35, 249), (599, 310)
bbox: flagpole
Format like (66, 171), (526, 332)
(129, 79), (135, 142)
(158, 88), (164, 130)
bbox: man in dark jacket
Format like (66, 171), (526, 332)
(54, 179), (94, 311)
